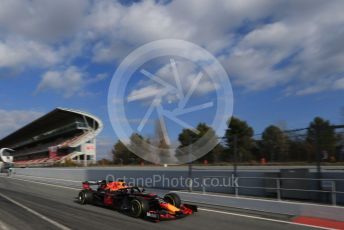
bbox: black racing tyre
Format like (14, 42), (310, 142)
(164, 193), (181, 208)
(129, 197), (149, 218)
(78, 190), (93, 205)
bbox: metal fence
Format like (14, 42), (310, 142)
(198, 176), (344, 206)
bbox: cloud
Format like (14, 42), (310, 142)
(84, 0), (344, 96)
(0, 109), (43, 138)
(221, 1), (344, 94)
(333, 78), (344, 90)
(127, 60), (217, 105)
(0, 0), (88, 42)
(1, 0), (344, 96)
(0, 0), (88, 72)
(36, 66), (85, 97)
(36, 66), (107, 97)
(0, 38), (60, 69)
(128, 85), (164, 102)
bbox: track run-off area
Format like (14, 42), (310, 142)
(0, 175), (336, 230)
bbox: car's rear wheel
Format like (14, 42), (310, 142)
(78, 190), (93, 204)
(164, 193), (181, 208)
(129, 197), (149, 218)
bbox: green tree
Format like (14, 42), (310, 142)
(178, 129), (198, 147)
(194, 123), (219, 163)
(97, 158), (112, 166)
(176, 123), (218, 163)
(288, 138), (313, 162)
(128, 133), (151, 163)
(112, 133), (147, 164)
(261, 125), (289, 162)
(199, 143), (224, 163)
(224, 117), (254, 162)
(112, 140), (134, 164)
(306, 117), (337, 160)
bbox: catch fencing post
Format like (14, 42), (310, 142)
(331, 181), (337, 206)
(202, 178), (206, 194)
(235, 177), (239, 197)
(276, 178), (281, 201)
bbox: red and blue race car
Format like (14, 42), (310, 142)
(77, 180), (197, 221)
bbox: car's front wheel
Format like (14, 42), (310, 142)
(164, 193), (181, 208)
(129, 197), (149, 218)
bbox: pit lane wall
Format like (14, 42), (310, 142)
(11, 166), (344, 205)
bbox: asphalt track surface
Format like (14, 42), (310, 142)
(0, 176), (324, 230)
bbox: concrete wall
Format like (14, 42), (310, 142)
(12, 167), (344, 204)
(176, 191), (344, 222)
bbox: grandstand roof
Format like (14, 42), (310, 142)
(0, 108), (103, 148)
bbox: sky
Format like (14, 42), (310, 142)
(0, 0), (344, 159)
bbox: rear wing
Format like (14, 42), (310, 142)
(82, 180), (105, 189)
(82, 181), (102, 185)
(82, 179), (127, 186)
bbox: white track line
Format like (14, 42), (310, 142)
(0, 176), (336, 230)
(11, 174), (81, 183)
(0, 176), (78, 191)
(0, 191), (70, 230)
(0, 219), (10, 230)
(199, 208), (335, 230)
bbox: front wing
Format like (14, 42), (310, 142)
(146, 204), (198, 221)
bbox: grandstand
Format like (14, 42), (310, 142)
(0, 108), (103, 167)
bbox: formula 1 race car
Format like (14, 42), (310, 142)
(77, 180), (197, 221)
